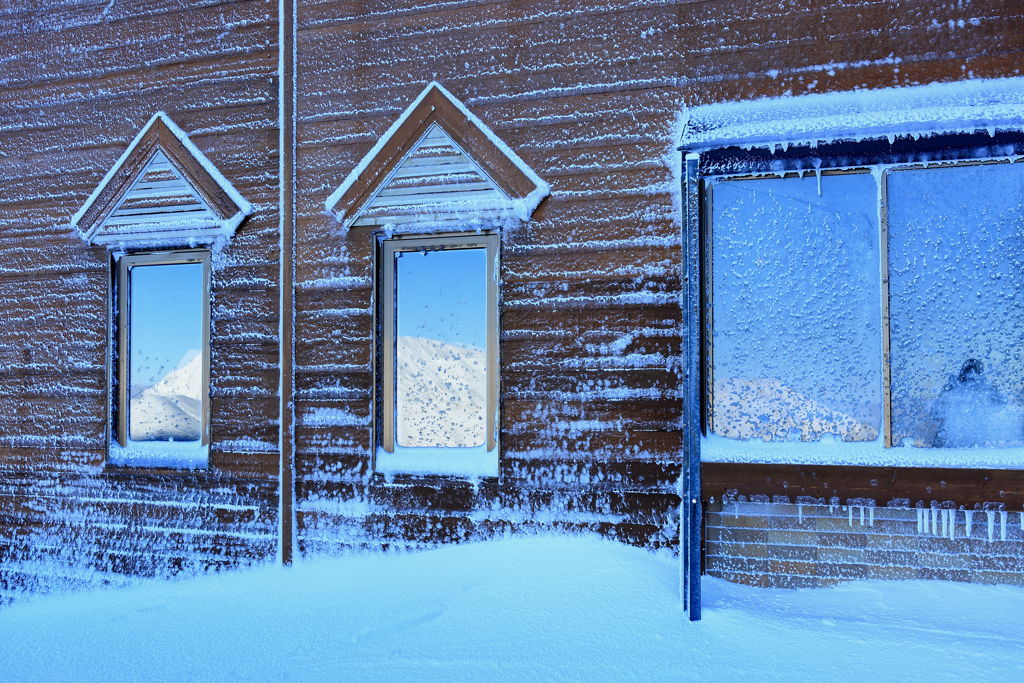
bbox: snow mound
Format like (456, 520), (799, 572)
(1, 536), (1021, 681)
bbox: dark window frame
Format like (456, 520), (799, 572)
(374, 231), (500, 477)
(697, 133), (1024, 455)
(110, 248), (212, 467)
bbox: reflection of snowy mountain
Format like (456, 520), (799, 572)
(129, 350), (202, 441)
(396, 336), (486, 447)
(713, 377), (877, 442)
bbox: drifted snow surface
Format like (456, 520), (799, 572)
(1, 536), (1021, 681)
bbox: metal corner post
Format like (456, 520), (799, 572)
(681, 150), (702, 620)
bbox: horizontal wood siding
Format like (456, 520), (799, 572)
(0, 0), (280, 603)
(292, 0), (1020, 558)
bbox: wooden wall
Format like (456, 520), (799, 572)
(1, 0), (1021, 600)
(705, 500), (1024, 589)
(0, 0), (280, 603)
(291, 0), (1021, 556)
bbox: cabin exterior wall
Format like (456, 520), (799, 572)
(290, 0), (1022, 562)
(0, 0), (281, 603)
(0, 0), (1022, 603)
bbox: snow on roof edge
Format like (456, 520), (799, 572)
(69, 112), (253, 233)
(325, 81), (549, 227)
(681, 76), (1024, 151)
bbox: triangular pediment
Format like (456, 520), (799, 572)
(325, 82), (548, 230)
(71, 113), (251, 247)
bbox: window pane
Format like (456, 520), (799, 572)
(889, 162), (1024, 447)
(128, 262), (204, 442)
(395, 247), (487, 448)
(711, 173), (882, 441)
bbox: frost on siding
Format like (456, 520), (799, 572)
(710, 173), (881, 442)
(889, 162), (1024, 448)
(682, 76), (1024, 151)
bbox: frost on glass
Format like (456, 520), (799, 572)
(711, 173), (882, 442)
(889, 162), (1024, 448)
(395, 248), (487, 448)
(128, 263), (203, 442)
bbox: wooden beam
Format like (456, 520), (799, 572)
(277, 0), (296, 566)
(703, 462), (1024, 509)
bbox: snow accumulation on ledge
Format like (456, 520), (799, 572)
(108, 440), (208, 469)
(701, 434), (1024, 470)
(681, 76), (1024, 151)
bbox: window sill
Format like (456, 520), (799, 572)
(375, 445), (499, 479)
(107, 440), (209, 470)
(700, 434), (1024, 470)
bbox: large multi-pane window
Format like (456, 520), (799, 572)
(707, 159), (1024, 452)
(377, 233), (499, 477)
(112, 250), (211, 468)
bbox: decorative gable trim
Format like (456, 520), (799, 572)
(71, 112), (252, 247)
(325, 82), (549, 230)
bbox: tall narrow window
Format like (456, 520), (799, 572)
(378, 234), (499, 477)
(112, 250), (211, 468)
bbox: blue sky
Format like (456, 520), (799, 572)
(129, 262), (203, 389)
(395, 247), (486, 348)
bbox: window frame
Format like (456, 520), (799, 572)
(375, 231), (500, 477)
(700, 153), (1024, 463)
(112, 248), (212, 466)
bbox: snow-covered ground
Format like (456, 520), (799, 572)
(1, 535), (1021, 681)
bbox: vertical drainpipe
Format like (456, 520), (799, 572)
(681, 150), (702, 620)
(278, 0), (297, 566)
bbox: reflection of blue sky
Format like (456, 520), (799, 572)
(129, 263), (203, 390)
(396, 248), (486, 348)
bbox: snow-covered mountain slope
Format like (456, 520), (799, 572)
(129, 350), (202, 441)
(713, 377), (877, 442)
(396, 336), (486, 447)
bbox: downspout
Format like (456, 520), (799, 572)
(680, 149), (702, 620)
(277, 0), (297, 565)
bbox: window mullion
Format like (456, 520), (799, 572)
(879, 168), (894, 448)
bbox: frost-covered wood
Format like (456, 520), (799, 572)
(0, 0), (280, 603)
(70, 113), (252, 247)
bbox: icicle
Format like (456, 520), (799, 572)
(813, 163), (823, 196)
(950, 510), (956, 540)
(848, 506), (853, 526)
(858, 506), (865, 526)
(931, 507), (938, 535)
(941, 508), (949, 538)
(916, 508), (924, 534)
(986, 510), (995, 543)
(797, 503), (803, 523)
(1000, 510), (1008, 541)
(868, 507), (875, 527)
(1020, 511), (1024, 533)
(965, 509), (974, 538)
(734, 502), (739, 519)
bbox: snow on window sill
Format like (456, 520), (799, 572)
(375, 445), (499, 479)
(108, 440), (209, 469)
(700, 434), (1024, 470)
